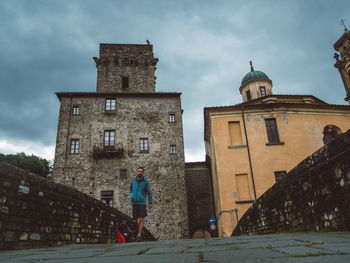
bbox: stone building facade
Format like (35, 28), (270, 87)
(53, 44), (189, 240)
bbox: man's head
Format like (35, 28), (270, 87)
(137, 167), (144, 179)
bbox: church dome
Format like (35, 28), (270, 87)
(240, 70), (270, 89)
(239, 62), (273, 102)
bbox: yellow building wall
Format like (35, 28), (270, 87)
(209, 109), (350, 237)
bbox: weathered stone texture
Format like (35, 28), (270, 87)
(0, 162), (155, 250)
(233, 129), (350, 236)
(94, 44), (157, 93)
(53, 44), (189, 240)
(185, 162), (216, 238)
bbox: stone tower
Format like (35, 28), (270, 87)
(334, 27), (350, 104)
(53, 43), (189, 240)
(94, 44), (158, 93)
(239, 61), (273, 102)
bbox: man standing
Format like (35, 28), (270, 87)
(129, 167), (152, 240)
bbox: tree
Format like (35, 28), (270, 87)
(0, 152), (51, 178)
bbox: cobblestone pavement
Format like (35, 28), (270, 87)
(1, 232), (350, 262)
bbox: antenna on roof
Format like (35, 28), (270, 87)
(340, 19), (348, 32)
(249, 60), (254, 72)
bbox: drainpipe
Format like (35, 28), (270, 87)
(241, 105), (257, 200)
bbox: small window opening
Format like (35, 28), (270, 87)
(259, 86), (266, 97)
(140, 138), (149, 153)
(170, 144), (176, 154)
(246, 90), (251, 101)
(169, 114), (175, 123)
(70, 139), (79, 154)
(101, 190), (114, 207)
(106, 98), (116, 111)
(72, 106), (80, 115)
(120, 169), (127, 179)
(122, 76), (129, 89)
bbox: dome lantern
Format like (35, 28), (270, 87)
(240, 61), (273, 102)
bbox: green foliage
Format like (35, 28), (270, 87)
(0, 152), (51, 178)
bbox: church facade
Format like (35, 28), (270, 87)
(204, 28), (350, 237)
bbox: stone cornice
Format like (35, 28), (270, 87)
(93, 57), (158, 67)
(56, 92), (182, 101)
(235, 94), (327, 105)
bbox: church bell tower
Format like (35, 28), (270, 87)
(334, 22), (350, 104)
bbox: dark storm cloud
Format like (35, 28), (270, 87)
(0, 0), (97, 145)
(0, 0), (349, 160)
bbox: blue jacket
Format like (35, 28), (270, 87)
(129, 177), (153, 205)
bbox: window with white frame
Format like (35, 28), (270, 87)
(70, 139), (79, 154)
(105, 98), (116, 111)
(170, 144), (176, 154)
(169, 113), (175, 123)
(72, 106), (80, 115)
(104, 130), (115, 148)
(139, 138), (149, 153)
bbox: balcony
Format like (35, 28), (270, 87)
(92, 146), (125, 159)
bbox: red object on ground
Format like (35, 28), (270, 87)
(115, 229), (125, 243)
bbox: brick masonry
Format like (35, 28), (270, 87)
(233, 129), (350, 236)
(53, 44), (189, 240)
(0, 162), (155, 250)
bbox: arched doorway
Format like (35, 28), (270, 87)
(323, 125), (342, 145)
(192, 229), (211, 239)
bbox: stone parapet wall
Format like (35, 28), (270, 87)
(233, 129), (350, 236)
(0, 162), (155, 250)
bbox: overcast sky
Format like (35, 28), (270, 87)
(0, 0), (349, 162)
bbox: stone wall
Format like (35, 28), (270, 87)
(0, 162), (155, 250)
(94, 44), (158, 93)
(185, 162), (217, 238)
(53, 93), (189, 240)
(232, 129), (350, 236)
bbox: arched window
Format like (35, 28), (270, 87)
(323, 125), (342, 145)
